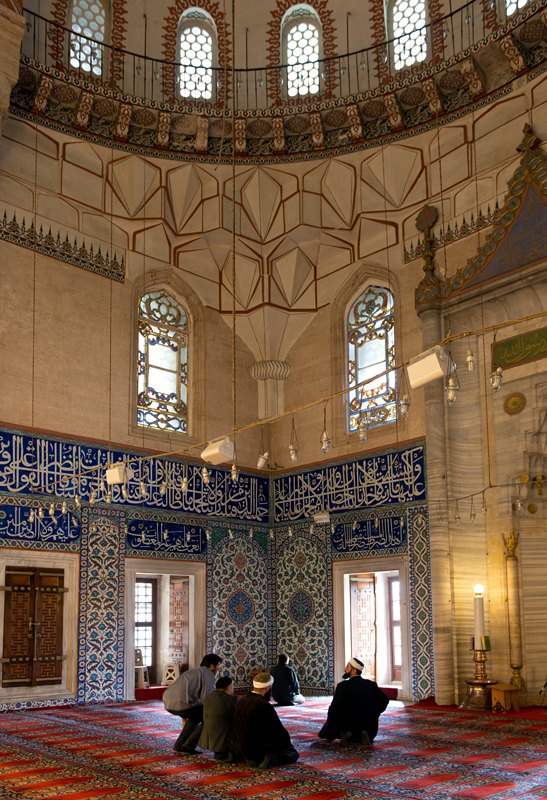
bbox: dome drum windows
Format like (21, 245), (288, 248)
(389, 0), (428, 71)
(282, 6), (321, 98)
(137, 291), (189, 434)
(70, 0), (106, 76)
(178, 10), (216, 101)
(347, 285), (397, 432)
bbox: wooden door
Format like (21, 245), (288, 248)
(350, 574), (376, 679)
(2, 567), (65, 687)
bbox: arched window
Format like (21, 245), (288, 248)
(347, 285), (396, 431)
(178, 8), (216, 100)
(505, 0), (528, 15)
(282, 5), (321, 97)
(137, 290), (188, 434)
(390, 0), (427, 71)
(69, 0), (107, 76)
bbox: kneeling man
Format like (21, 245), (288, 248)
(318, 657), (389, 745)
(235, 672), (299, 769)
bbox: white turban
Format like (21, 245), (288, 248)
(253, 672), (274, 688)
(349, 657), (364, 671)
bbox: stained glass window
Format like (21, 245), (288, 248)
(178, 9), (215, 100)
(137, 291), (188, 434)
(283, 8), (321, 97)
(348, 285), (396, 431)
(70, 0), (106, 76)
(391, 0), (427, 70)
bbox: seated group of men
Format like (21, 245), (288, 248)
(163, 653), (390, 769)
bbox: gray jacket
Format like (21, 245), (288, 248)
(198, 689), (238, 753)
(163, 666), (216, 715)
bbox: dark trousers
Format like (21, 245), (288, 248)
(174, 705), (203, 751)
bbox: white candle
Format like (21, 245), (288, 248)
(474, 584), (485, 649)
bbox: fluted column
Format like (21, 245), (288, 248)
(251, 359), (291, 419)
(502, 531), (525, 688)
(418, 302), (455, 704)
(0, 5), (24, 142)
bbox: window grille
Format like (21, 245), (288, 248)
(137, 290), (188, 434)
(348, 285), (396, 431)
(283, 8), (320, 97)
(178, 10), (215, 100)
(505, 0), (528, 15)
(391, 0), (427, 70)
(70, 0), (106, 76)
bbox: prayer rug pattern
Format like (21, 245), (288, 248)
(0, 700), (546, 799)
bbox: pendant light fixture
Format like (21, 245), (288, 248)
(445, 354), (460, 406)
(357, 416), (369, 443)
(288, 417), (300, 464)
(181, 463), (189, 492)
(398, 366), (411, 418)
(231, 462), (239, 483)
(490, 366), (503, 393)
(202, 466), (211, 485)
(320, 402), (331, 455)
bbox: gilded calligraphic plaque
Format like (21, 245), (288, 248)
(493, 326), (547, 370)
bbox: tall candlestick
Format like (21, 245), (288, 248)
(474, 584), (485, 649)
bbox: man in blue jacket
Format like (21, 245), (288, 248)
(163, 653), (222, 753)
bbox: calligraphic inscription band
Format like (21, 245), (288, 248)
(493, 325), (547, 369)
(127, 520), (206, 554)
(0, 429), (269, 523)
(273, 444), (425, 522)
(332, 513), (407, 553)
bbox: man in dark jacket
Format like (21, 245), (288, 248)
(198, 676), (240, 762)
(270, 654), (305, 706)
(318, 656), (389, 745)
(163, 653), (222, 753)
(235, 672), (299, 768)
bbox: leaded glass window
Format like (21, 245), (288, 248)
(348, 286), (396, 431)
(392, 0), (427, 70)
(70, 0), (106, 76)
(506, 0), (528, 16)
(137, 291), (188, 434)
(178, 9), (215, 100)
(283, 8), (320, 97)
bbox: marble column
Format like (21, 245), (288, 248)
(157, 574), (171, 686)
(502, 531), (525, 689)
(417, 302), (455, 705)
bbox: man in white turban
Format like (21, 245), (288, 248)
(318, 657), (389, 745)
(235, 672), (299, 768)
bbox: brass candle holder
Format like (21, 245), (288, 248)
(459, 648), (497, 710)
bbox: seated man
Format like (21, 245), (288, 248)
(270, 654), (305, 706)
(318, 656), (389, 745)
(235, 672), (299, 769)
(198, 676), (240, 762)
(163, 653), (222, 753)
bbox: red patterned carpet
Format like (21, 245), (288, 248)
(0, 699), (546, 799)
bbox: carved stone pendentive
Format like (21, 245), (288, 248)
(251, 359), (291, 419)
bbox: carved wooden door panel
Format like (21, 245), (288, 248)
(350, 574), (376, 679)
(2, 567), (65, 688)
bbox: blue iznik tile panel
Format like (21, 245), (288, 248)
(407, 506), (433, 700)
(0, 428), (269, 523)
(273, 444), (426, 522)
(78, 508), (126, 703)
(207, 531), (272, 689)
(274, 526), (333, 694)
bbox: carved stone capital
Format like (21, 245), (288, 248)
(251, 360), (291, 382)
